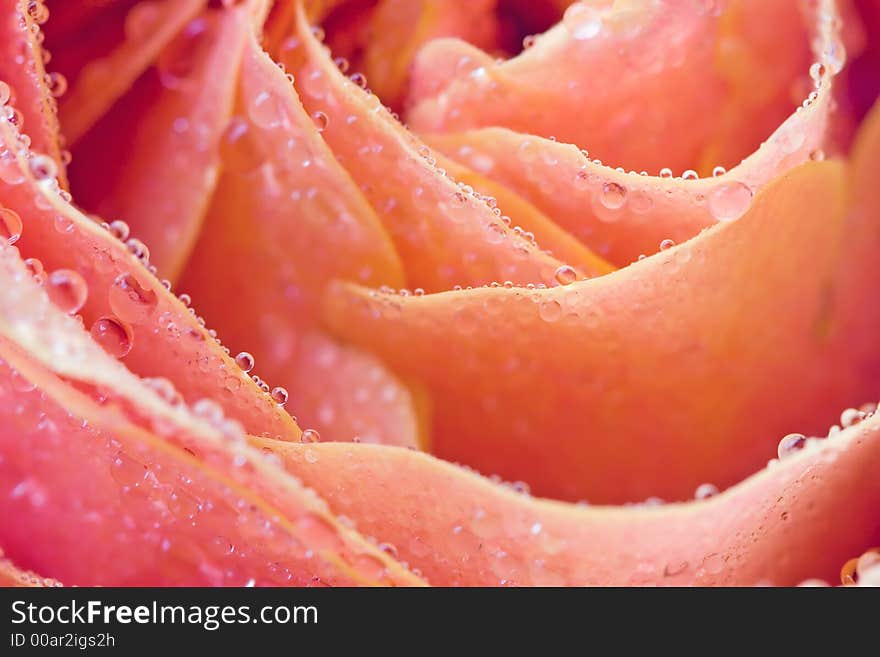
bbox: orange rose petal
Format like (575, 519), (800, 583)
(303, 0), (354, 22)
(178, 37), (418, 447)
(58, 0), (207, 146)
(0, 119), (299, 441)
(408, 0), (835, 175)
(0, 247), (424, 586)
(362, 0), (498, 111)
(286, 332), (423, 448)
(264, 0), (298, 56)
(435, 152), (614, 275)
(407, 37), (497, 108)
(324, 118), (880, 504)
(0, 0), (66, 186)
(426, 67), (833, 266)
(281, 5), (579, 291)
(0, 550), (63, 587)
(849, 0), (880, 120)
(252, 412), (880, 586)
(69, 3), (251, 281)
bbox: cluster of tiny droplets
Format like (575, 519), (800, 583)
(0, 15), (304, 439)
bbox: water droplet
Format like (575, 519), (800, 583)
(809, 62), (826, 84)
(234, 351), (254, 373)
(564, 2), (603, 40)
(46, 72), (67, 98)
(106, 219), (129, 241)
(841, 557), (859, 585)
(126, 238), (150, 264)
(53, 214), (74, 234)
(300, 429), (321, 443)
(29, 154), (57, 181)
(840, 407), (865, 428)
(27, 0), (50, 24)
(797, 578), (830, 587)
(663, 561), (689, 577)
(554, 265), (578, 285)
(682, 169), (699, 180)
(712, 166), (726, 177)
(46, 269), (88, 315)
(856, 548), (880, 580)
(694, 483), (719, 500)
(821, 37), (846, 75)
(109, 273), (158, 324)
(708, 182), (752, 222)
(311, 110), (329, 132)
(659, 239), (675, 251)
(271, 386), (289, 406)
(702, 552), (725, 575)
(600, 181), (627, 210)
(539, 299), (562, 322)
(378, 542), (398, 558)
(24, 257), (43, 281)
(630, 189), (653, 214)
(777, 432), (806, 459)
(249, 90), (288, 130)
(0, 81), (10, 105)
(0, 207), (22, 245)
(110, 450), (148, 489)
(659, 167), (673, 179)
(350, 72), (367, 89)
(90, 316), (133, 358)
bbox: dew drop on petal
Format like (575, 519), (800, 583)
(271, 386), (289, 406)
(24, 257), (43, 281)
(659, 239), (675, 251)
(249, 90), (287, 130)
(300, 429), (321, 443)
(708, 182), (752, 222)
(0, 207), (23, 245)
(311, 110), (329, 132)
(777, 433), (806, 459)
(46, 72), (67, 98)
(600, 182), (627, 210)
(840, 407), (865, 428)
(109, 273), (158, 324)
(554, 265), (578, 285)
(539, 299), (562, 323)
(694, 483), (719, 500)
(563, 2), (603, 40)
(234, 351), (255, 373)
(90, 316), (133, 358)
(46, 269), (88, 315)
(108, 219), (130, 242)
(29, 154), (57, 182)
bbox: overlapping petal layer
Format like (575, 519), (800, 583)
(0, 0), (874, 587)
(324, 103), (880, 503)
